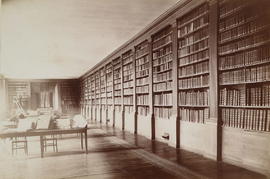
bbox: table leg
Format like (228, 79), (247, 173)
(85, 129), (88, 154)
(40, 136), (44, 158)
(81, 133), (83, 149)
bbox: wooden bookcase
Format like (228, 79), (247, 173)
(218, 0), (270, 131)
(177, 3), (210, 123)
(152, 26), (173, 120)
(135, 40), (150, 117)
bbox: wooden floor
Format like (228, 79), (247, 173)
(0, 122), (267, 179)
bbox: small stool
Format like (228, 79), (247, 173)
(11, 136), (28, 155)
(43, 135), (58, 152)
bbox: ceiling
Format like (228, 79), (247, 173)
(1, 0), (179, 79)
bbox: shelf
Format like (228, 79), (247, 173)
(178, 23), (209, 39)
(135, 52), (149, 59)
(178, 86), (209, 90)
(178, 57), (209, 68)
(219, 105), (270, 109)
(178, 36), (209, 49)
(153, 89), (173, 93)
(152, 41), (172, 51)
(218, 40), (270, 56)
(154, 105), (173, 108)
(219, 60), (270, 72)
(153, 79), (172, 83)
(178, 11), (208, 29)
(153, 52), (172, 61)
(179, 105), (209, 108)
(178, 71), (209, 79)
(179, 46), (209, 58)
(137, 104), (149, 106)
(219, 80), (270, 86)
(154, 68), (172, 74)
(219, 3), (252, 20)
(153, 31), (172, 43)
(136, 74), (149, 79)
(219, 25), (270, 45)
(219, 15), (258, 33)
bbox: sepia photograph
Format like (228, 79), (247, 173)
(0, 0), (270, 178)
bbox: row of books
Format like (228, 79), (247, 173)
(221, 108), (270, 131)
(178, 61), (209, 77)
(123, 88), (133, 95)
(219, 20), (268, 43)
(153, 35), (172, 50)
(114, 84), (121, 90)
(114, 90), (121, 97)
(136, 85), (149, 94)
(178, 75), (209, 89)
(178, 15), (209, 38)
(219, 65), (270, 84)
(106, 86), (113, 92)
(218, 31), (269, 55)
(219, 0), (252, 18)
(177, 3), (208, 27)
(136, 69), (149, 78)
(123, 96), (133, 105)
(123, 63), (133, 71)
(122, 56), (133, 66)
(137, 94), (149, 105)
(178, 27), (209, 47)
(246, 85), (270, 106)
(114, 97), (122, 105)
(219, 87), (245, 106)
(115, 105), (121, 112)
(153, 53), (172, 66)
(154, 107), (172, 119)
(153, 81), (172, 92)
(153, 45), (172, 59)
(152, 27), (171, 42)
(136, 62), (149, 72)
(124, 106), (133, 113)
(123, 80), (133, 88)
(153, 61), (172, 73)
(153, 71), (172, 83)
(179, 108), (209, 123)
(154, 93), (172, 106)
(219, 10), (254, 32)
(113, 62), (121, 70)
(137, 106), (150, 116)
(178, 38), (208, 57)
(123, 74), (133, 82)
(178, 49), (209, 66)
(114, 78), (121, 85)
(136, 55), (149, 66)
(135, 45), (149, 59)
(219, 45), (270, 70)
(179, 90), (209, 106)
(107, 92), (112, 98)
(136, 77), (149, 86)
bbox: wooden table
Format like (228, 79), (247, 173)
(0, 126), (88, 157)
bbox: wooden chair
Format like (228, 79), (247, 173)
(12, 136), (28, 155)
(37, 115), (58, 153)
(43, 135), (58, 152)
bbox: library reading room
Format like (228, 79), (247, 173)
(1, 0), (270, 178)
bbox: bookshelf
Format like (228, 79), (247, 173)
(95, 71), (100, 121)
(177, 3), (210, 123)
(60, 81), (79, 114)
(152, 26), (173, 119)
(100, 67), (106, 112)
(135, 40), (150, 117)
(218, 0), (270, 132)
(90, 75), (95, 120)
(122, 50), (134, 114)
(113, 57), (122, 113)
(7, 81), (31, 112)
(106, 63), (113, 112)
